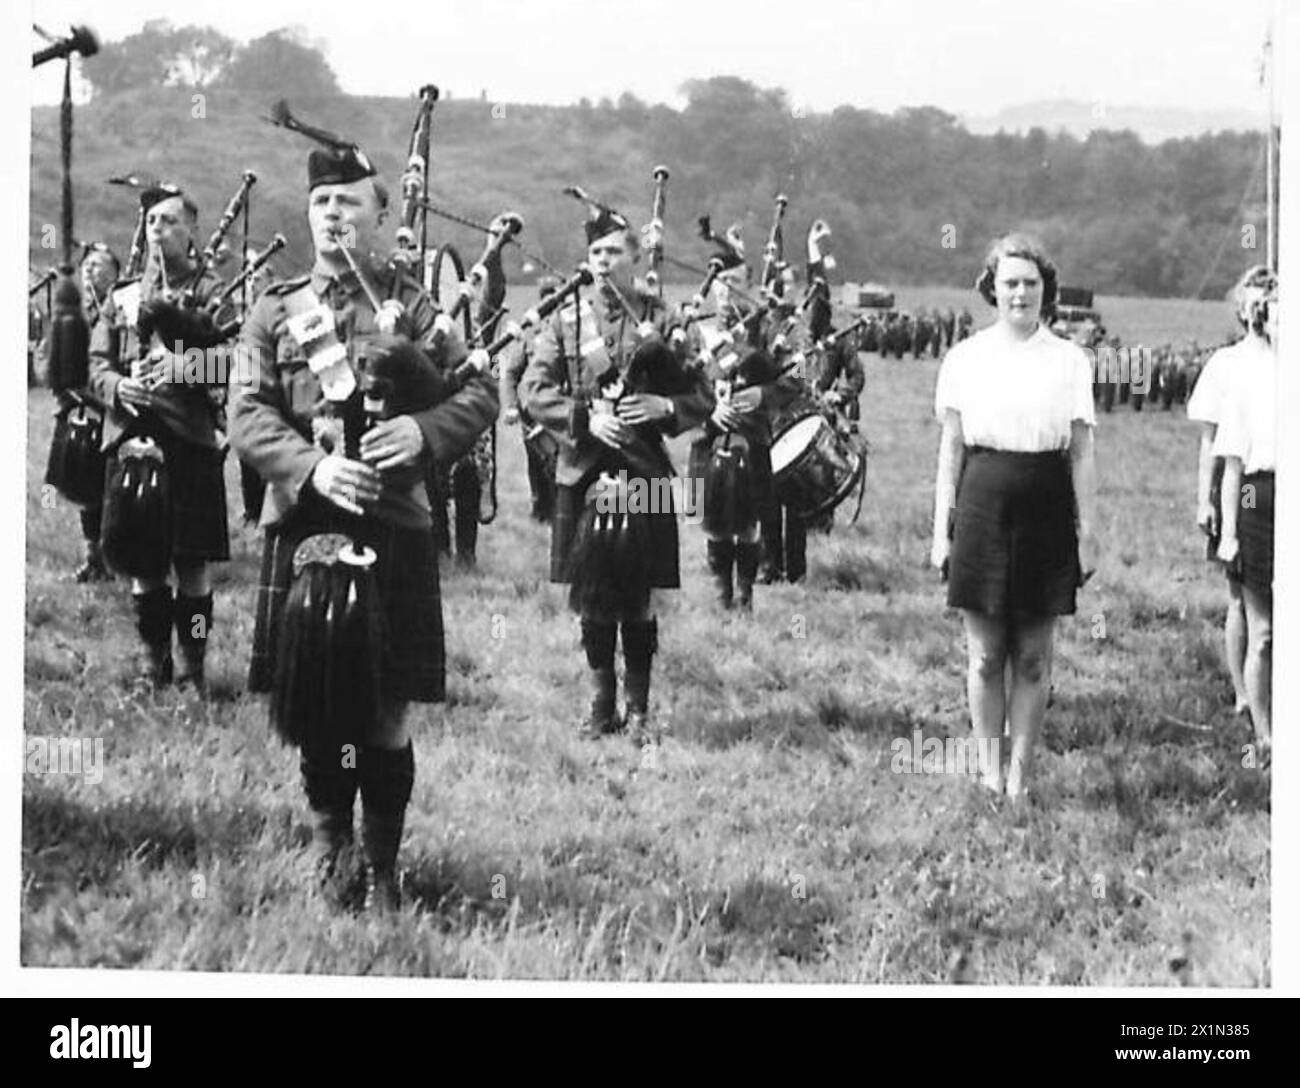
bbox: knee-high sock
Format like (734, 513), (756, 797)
(174, 592), (213, 682)
(301, 741), (359, 858)
(581, 617), (619, 720)
(358, 742), (415, 877)
(621, 618), (658, 713)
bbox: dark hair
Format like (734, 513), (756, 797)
(974, 233), (1058, 319)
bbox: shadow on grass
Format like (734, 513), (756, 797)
(401, 837), (839, 967)
(22, 787), (299, 907)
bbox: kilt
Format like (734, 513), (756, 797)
(1237, 471), (1274, 598)
(688, 433), (775, 536)
(948, 447), (1080, 617)
(103, 430), (230, 563)
(248, 492), (445, 703)
(550, 475), (680, 589)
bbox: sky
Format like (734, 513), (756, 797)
(29, 0), (1285, 120)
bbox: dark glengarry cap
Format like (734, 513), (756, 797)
(140, 181), (184, 212)
(307, 145), (376, 190)
(584, 205), (630, 246)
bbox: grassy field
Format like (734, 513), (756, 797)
(22, 289), (1268, 984)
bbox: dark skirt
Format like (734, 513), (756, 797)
(1237, 471), (1274, 598)
(688, 433), (775, 537)
(102, 431), (230, 564)
(248, 492), (445, 703)
(947, 447), (1080, 617)
(551, 475), (680, 589)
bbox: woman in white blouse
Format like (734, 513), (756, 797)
(1214, 269), (1276, 758)
(931, 234), (1098, 800)
(1186, 265), (1278, 720)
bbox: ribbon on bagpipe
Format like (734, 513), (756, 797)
(270, 340), (448, 747)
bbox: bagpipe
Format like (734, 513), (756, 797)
(271, 340), (450, 747)
(99, 171), (257, 580)
(455, 209), (523, 526)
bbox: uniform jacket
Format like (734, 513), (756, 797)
(519, 284), (712, 487)
(87, 261), (226, 450)
(229, 259), (498, 532)
(688, 309), (803, 452)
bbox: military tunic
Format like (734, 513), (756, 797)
(87, 261), (231, 563)
(230, 258), (498, 702)
(519, 284), (712, 587)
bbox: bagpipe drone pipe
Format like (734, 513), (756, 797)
(270, 339), (448, 748)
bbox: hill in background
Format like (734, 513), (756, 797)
(29, 80), (1271, 299)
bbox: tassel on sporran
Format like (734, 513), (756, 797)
(45, 403), (104, 507)
(566, 471), (653, 615)
(100, 436), (171, 579)
(270, 534), (383, 748)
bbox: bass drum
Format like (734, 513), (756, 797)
(45, 403), (105, 507)
(770, 412), (864, 521)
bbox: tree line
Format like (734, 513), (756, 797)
(34, 23), (1270, 300)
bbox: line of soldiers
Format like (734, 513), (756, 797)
(38, 121), (867, 909)
(859, 306), (973, 360)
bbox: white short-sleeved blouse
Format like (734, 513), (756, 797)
(934, 323), (1096, 451)
(1187, 339), (1247, 427)
(1212, 339), (1275, 475)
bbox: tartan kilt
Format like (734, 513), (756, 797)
(688, 432), (776, 536)
(550, 476), (680, 589)
(103, 430), (230, 563)
(248, 491), (444, 703)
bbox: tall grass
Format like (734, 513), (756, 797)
(22, 291), (1267, 983)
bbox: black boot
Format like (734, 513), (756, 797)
(74, 507), (111, 583)
(759, 511), (783, 583)
(579, 618), (620, 737)
(301, 742), (363, 910)
(358, 742), (415, 912)
(131, 586), (173, 688)
(786, 509), (808, 584)
(706, 538), (735, 610)
(622, 618), (658, 746)
(452, 458), (479, 569)
(174, 592), (213, 693)
(734, 541), (761, 613)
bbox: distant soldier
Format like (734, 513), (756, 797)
(940, 306), (956, 349)
(955, 306), (974, 343)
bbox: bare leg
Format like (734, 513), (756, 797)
(1006, 615), (1055, 800)
(1225, 577), (1249, 715)
(960, 610), (1008, 791)
(1240, 586), (1272, 753)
